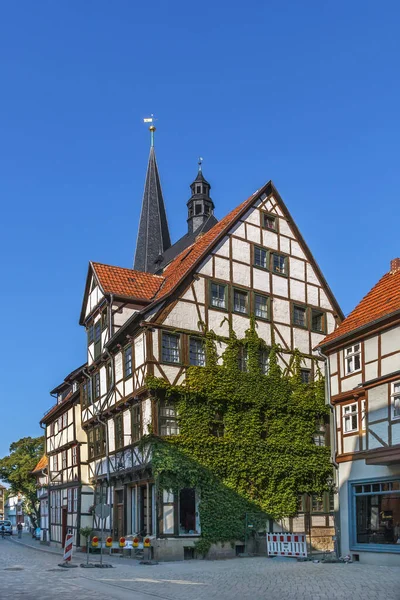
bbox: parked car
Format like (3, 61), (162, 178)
(0, 520), (13, 535)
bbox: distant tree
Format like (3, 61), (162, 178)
(0, 436), (44, 528)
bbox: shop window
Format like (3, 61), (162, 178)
(353, 480), (400, 546)
(179, 488), (198, 535)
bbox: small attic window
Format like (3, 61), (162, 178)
(196, 185), (201, 194)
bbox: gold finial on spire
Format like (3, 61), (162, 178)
(198, 156), (203, 172)
(143, 114), (157, 147)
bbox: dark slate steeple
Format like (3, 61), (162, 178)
(134, 126), (171, 272)
(187, 160), (215, 234)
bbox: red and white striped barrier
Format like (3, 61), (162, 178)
(63, 533), (74, 562)
(267, 533), (307, 557)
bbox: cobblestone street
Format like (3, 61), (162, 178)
(1, 537), (400, 600)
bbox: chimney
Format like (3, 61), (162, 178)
(390, 258), (400, 273)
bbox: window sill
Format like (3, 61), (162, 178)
(208, 305), (228, 312)
(311, 329), (326, 335)
(350, 543), (400, 554)
(160, 360), (183, 367)
(253, 265), (269, 272)
(233, 310), (249, 317)
(124, 374), (133, 380)
(271, 271), (288, 278)
(292, 324), (308, 330)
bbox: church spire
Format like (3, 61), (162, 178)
(133, 121), (171, 272)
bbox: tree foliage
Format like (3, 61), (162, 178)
(147, 321), (332, 555)
(0, 436), (44, 527)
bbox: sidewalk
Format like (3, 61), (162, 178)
(10, 533), (137, 566)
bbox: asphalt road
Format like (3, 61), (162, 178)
(1, 536), (400, 600)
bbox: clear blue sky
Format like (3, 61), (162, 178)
(0, 1), (399, 458)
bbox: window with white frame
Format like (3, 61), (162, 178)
(67, 488), (72, 512)
(72, 445), (77, 466)
(343, 403), (358, 433)
(391, 381), (400, 419)
(344, 343), (361, 375)
(73, 488), (78, 512)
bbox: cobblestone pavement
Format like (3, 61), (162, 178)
(1, 537), (400, 600)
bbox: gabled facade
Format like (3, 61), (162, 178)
(32, 456), (49, 542)
(41, 365), (93, 548)
(79, 147), (343, 558)
(318, 258), (400, 565)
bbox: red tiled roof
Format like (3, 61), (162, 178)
(154, 193), (257, 302)
(89, 189), (259, 306)
(92, 263), (164, 300)
(319, 268), (400, 346)
(32, 455), (48, 473)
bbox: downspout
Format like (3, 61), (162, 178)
(318, 347), (341, 557)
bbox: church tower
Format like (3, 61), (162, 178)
(133, 124), (171, 272)
(187, 163), (215, 234)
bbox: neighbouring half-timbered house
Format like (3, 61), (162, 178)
(318, 258), (400, 566)
(41, 365), (93, 548)
(32, 455), (49, 542)
(77, 129), (343, 559)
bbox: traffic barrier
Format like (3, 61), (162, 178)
(63, 533), (74, 562)
(91, 536), (99, 548)
(119, 537), (126, 548)
(106, 536), (113, 548)
(267, 533), (307, 557)
(133, 537), (139, 548)
(144, 537), (151, 548)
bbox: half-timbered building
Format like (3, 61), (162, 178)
(78, 128), (343, 559)
(41, 365), (93, 548)
(318, 258), (400, 565)
(32, 455), (49, 542)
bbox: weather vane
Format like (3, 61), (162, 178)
(198, 156), (203, 172)
(143, 114), (157, 147)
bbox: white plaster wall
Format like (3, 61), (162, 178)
(272, 275), (288, 298)
(273, 299), (290, 324)
(365, 361), (378, 382)
(181, 286), (195, 302)
(115, 352), (123, 381)
(197, 256), (213, 276)
(213, 237), (230, 258)
(341, 372), (362, 392)
(279, 236), (290, 254)
(306, 263), (320, 286)
(306, 284), (319, 307)
(278, 219), (295, 239)
(208, 310), (230, 337)
(329, 352), (338, 374)
(231, 314), (250, 339)
(108, 419), (115, 453)
(231, 238), (250, 263)
(331, 374), (339, 396)
(364, 335), (379, 363)
(193, 277), (205, 304)
(230, 220), (246, 239)
(165, 301), (200, 330)
(246, 224), (261, 244)
(125, 377), (133, 397)
(368, 421), (388, 447)
(293, 328), (310, 355)
(275, 324), (291, 348)
(381, 353), (400, 375)
(289, 257), (305, 281)
(262, 230), (278, 249)
(243, 206), (260, 226)
(326, 313), (336, 333)
(255, 321), (271, 346)
(343, 435), (359, 453)
(134, 334), (145, 367)
(368, 384), (389, 422)
(253, 268), (270, 293)
(214, 256), (230, 280)
(232, 262), (250, 287)
(381, 326), (400, 356)
(290, 241), (306, 260)
(290, 279), (306, 303)
(123, 409), (131, 445)
(319, 289), (331, 310)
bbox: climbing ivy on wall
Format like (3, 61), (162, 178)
(146, 320), (332, 555)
